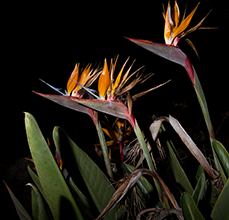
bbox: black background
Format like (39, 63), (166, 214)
(2, 0), (229, 219)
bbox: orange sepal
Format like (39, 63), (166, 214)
(73, 64), (92, 93)
(98, 59), (110, 99)
(172, 3), (200, 40)
(67, 63), (79, 95)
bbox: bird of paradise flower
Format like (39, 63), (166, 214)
(35, 56), (169, 202)
(126, 1), (216, 143)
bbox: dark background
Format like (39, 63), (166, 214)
(2, 0), (229, 219)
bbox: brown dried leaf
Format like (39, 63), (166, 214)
(150, 115), (216, 179)
(95, 170), (144, 220)
(95, 168), (177, 220)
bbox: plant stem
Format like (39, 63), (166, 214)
(129, 115), (163, 201)
(188, 64), (215, 141)
(94, 112), (113, 178)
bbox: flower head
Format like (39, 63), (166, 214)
(67, 63), (100, 97)
(164, 1), (200, 46)
(97, 56), (148, 101)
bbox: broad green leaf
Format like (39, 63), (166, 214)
(27, 183), (49, 220)
(213, 140), (229, 177)
(4, 181), (32, 220)
(166, 140), (193, 194)
(123, 163), (155, 205)
(53, 126), (121, 220)
(35, 92), (113, 178)
(192, 173), (207, 206)
(211, 179), (229, 220)
(25, 112), (83, 220)
(182, 192), (205, 220)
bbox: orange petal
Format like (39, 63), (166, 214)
(102, 127), (119, 142)
(67, 63), (79, 95)
(164, 1), (172, 44)
(172, 2), (200, 41)
(98, 59), (110, 99)
(73, 64), (92, 93)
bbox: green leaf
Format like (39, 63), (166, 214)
(25, 112), (83, 220)
(182, 192), (205, 220)
(192, 173), (207, 206)
(53, 126), (121, 220)
(27, 166), (46, 200)
(35, 92), (113, 178)
(212, 146), (227, 184)
(4, 181), (32, 220)
(69, 177), (91, 210)
(195, 165), (205, 181)
(211, 179), (229, 220)
(213, 140), (229, 177)
(166, 140), (193, 194)
(27, 183), (49, 220)
(95, 118), (113, 178)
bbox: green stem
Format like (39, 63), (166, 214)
(191, 65), (215, 141)
(130, 116), (164, 202)
(94, 112), (113, 178)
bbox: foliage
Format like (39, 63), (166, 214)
(5, 1), (229, 219)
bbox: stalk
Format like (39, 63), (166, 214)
(128, 114), (163, 202)
(93, 111), (113, 178)
(187, 63), (215, 142)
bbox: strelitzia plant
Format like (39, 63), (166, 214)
(126, 1), (216, 144)
(125, 1), (229, 184)
(35, 56), (169, 200)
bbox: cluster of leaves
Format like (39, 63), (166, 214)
(5, 1), (229, 219)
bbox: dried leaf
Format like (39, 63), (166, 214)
(150, 115), (216, 179)
(95, 168), (177, 220)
